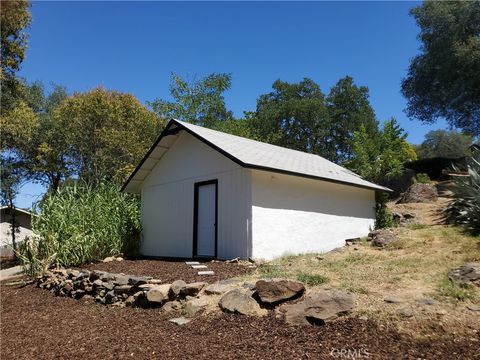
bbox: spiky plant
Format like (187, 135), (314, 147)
(446, 146), (480, 234)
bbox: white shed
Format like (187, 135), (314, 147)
(123, 119), (389, 260)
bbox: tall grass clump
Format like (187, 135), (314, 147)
(446, 146), (480, 234)
(18, 182), (141, 274)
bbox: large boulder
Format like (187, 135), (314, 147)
(368, 229), (397, 247)
(397, 183), (438, 204)
(448, 263), (480, 288)
(280, 290), (355, 325)
(255, 279), (305, 305)
(219, 289), (267, 316)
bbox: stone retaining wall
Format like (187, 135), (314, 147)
(37, 269), (355, 325)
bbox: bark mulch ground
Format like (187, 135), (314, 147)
(1, 282), (479, 359)
(79, 259), (254, 283)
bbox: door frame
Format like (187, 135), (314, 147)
(192, 179), (218, 259)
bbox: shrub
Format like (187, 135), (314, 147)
(413, 172), (431, 184)
(375, 192), (394, 229)
(445, 147), (480, 234)
(19, 182), (141, 273)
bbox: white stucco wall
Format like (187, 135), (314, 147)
(140, 131), (251, 259)
(250, 170), (375, 260)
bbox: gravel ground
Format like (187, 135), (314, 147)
(78, 259), (255, 283)
(1, 282), (479, 359)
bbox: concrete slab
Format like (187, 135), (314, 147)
(185, 261), (200, 266)
(191, 265), (208, 269)
(198, 271), (215, 276)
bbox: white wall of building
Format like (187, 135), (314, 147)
(250, 170), (376, 260)
(140, 131), (251, 259)
(1, 211), (33, 258)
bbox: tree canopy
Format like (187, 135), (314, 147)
(149, 73), (233, 127)
(401, 1), (480, 136)
(0, 0), (32, 113)
(345, 118), (417, 184)
(416, 130), (474, 159)
(54, 87), (164, 186)
(247, 76), (379, 163)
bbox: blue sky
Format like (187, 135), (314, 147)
(16, 1), (449, 209)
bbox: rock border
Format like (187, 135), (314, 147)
(37, 269), (355, 326)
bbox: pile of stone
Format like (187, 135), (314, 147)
(37, 269), (355, 326)
(448, 263), (480, 288)
(397, 183), (438, 204)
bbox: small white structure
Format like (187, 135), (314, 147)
(123, 119), (389, 260)
(0, 206), (33, 258)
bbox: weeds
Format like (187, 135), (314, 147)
(434, 276), (478, 303)
(296, 272), (329, 286)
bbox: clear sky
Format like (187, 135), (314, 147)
(16, 1), (449, 209)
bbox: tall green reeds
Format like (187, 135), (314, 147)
(19, 182), (141, 274)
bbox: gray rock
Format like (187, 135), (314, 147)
(162, 300), (182, 313)
(169, 317), (190, 325)
(467, 304), (480, 312)
(125, 295), (135, 307)
(146, 284), (171, 305)
(448, 263), (480, 288)
(180, 282), (206, 297)
(204, 282), (236, 295)
(128, 276), (152, 286)
(384, 295), (405, 304)
(218, 288), (268, 316)
(416, 298), (438, 306)
(397, 183), (438, 204)
(255, 279), (305, 305)
(368, 230), (397, 247)
(398, 308), (414, 318)
(183, 297), (210, 317)
(113, 275), (129, 286)
(281, 290), (355, 325)
(170, 280), (187, 297)
(114, 284), (132, 295)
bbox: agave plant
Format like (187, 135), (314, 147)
(446, 146), (480, 234)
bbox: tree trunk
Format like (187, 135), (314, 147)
(8, 198), (18, 261)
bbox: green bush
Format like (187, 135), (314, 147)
(413, 172), (431, 184)
(18, 183), (141, 273)
(375, 192), (394, 229)
(445, 147), (480, 234)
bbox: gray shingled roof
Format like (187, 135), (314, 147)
(123, 119), (390, 193)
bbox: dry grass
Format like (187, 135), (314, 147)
(244, 224), (480, 337)
(252, 226), (479, 297)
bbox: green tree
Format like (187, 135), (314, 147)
(326, 76), (378, 163)
(346, 118), (417, 184)
(1, 82), (73, 191)
(248, 78), (331, 157)
(248, 77), (379, 163)
(401, 1), (480, 136)
(54, 87), (163, 186)
(149, 73), (233, 127)
(0, 155), (28, 256)
(416, 130), (474, 159)
(0, 0), (32, 113)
